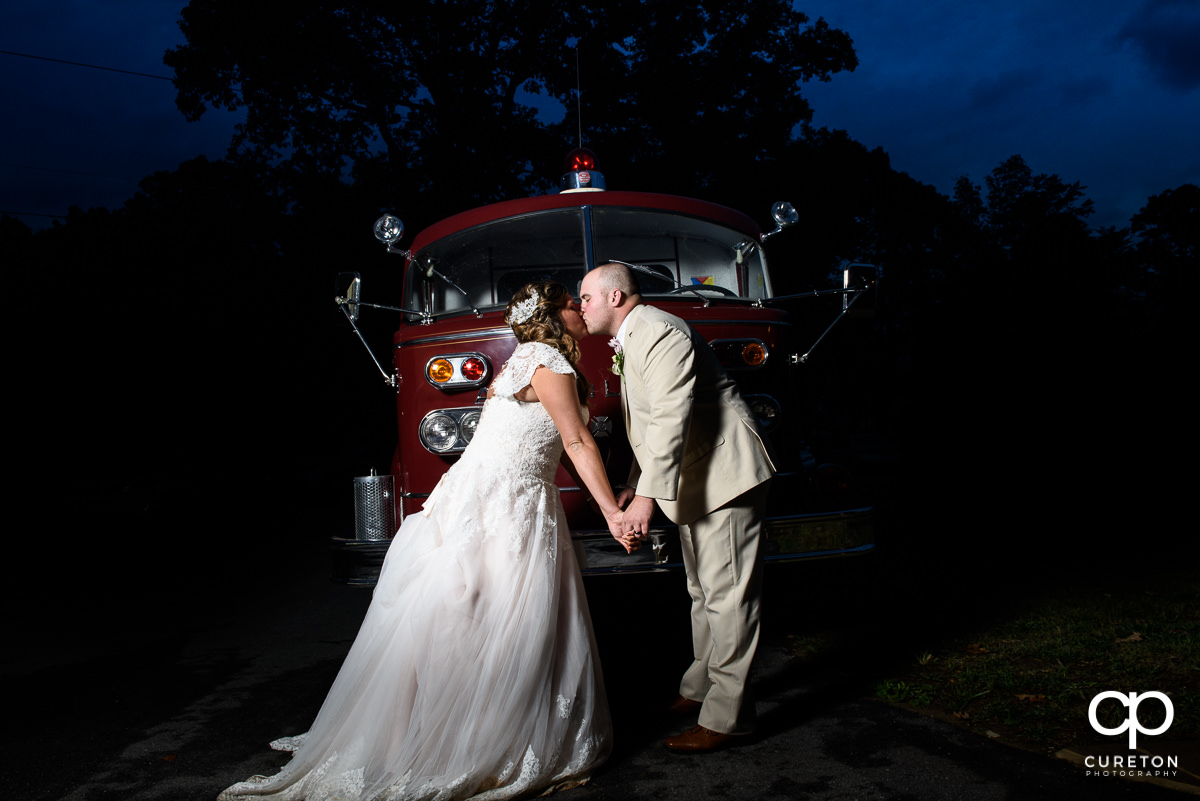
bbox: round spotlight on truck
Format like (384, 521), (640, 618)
(373, 214), (404, 244)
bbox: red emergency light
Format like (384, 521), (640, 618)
(563, 147), (597, 173)
(560, 147), (606, 192)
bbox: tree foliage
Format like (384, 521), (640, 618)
(165, 0), (856, 218)
(1131, 183), (1198, 266)
(953, 154), (1094, 261)
(1130, 183), (1198, 328)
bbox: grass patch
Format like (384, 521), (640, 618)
(867, 571), (1199, 754)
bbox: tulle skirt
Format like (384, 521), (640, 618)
(219, 473), (611, 801)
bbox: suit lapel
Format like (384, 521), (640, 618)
(619, 319), (632, 433)
(620, 373), (631, 431)
(619, 305), (645, 434)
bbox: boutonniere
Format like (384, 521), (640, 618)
(608, 337), (624, 376)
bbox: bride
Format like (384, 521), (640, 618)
(220, 281), (634, 801)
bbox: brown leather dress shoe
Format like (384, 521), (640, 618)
(667, 695), (703, 716)
(664, 725), (740, 753)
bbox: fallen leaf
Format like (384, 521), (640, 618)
(965, 643), (989, 655)
(1015, 694), (1047, 703)
(158, 755), (178, 762)
(1115, 632), (1143, 643)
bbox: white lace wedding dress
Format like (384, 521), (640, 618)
(220, 342), (611, 801)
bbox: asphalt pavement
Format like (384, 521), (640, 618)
(5, 529), (1192, 801)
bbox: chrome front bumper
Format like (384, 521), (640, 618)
(572, 506), (875, 575)
(331, 506), (875, 585)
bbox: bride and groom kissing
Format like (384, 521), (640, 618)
(219, 262), (775, 801)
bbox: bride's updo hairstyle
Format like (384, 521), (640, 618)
(506, 280), (591, 404)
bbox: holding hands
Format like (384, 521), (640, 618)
(617, 489), (655, 540)
(605, 509), (640, 553)
(602, 487), (655, 553)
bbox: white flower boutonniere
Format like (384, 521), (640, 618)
(608, 337), (624, 376)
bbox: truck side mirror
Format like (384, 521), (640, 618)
(841, 262), (879, 312)
(336, 272), (363, 323)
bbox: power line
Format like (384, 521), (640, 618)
(0, 49), (173, 81)
(0, 161), (139, 182)
(0, 210), (67, 220)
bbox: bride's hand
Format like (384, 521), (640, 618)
(606, 509), (639, 553)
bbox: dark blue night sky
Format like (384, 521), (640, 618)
(3, 0), (1197, 231)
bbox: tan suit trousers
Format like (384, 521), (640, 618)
(677, 480), (770, 734)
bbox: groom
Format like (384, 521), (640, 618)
(579, 262), (774, 753)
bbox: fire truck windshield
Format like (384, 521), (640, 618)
(404, 206), (771, 320)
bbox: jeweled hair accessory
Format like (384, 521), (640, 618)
(506, 289), (539, 325)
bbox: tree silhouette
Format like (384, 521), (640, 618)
(955, 154), (1095, 264)
(166, 0), (856, 221)
(1130, 183), (1198, 334)
(1131, 183), (1198, 271)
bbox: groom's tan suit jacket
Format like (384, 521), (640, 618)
(620, 304), (774, 524)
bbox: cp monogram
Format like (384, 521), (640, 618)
(1088, 691), (1174, 749)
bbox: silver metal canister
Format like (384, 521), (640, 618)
(353, 470), (396, 541)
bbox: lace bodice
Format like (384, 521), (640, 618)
(489, 341), (574, 400)
(458, 342), (584, 485)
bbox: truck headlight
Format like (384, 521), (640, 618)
(418, 408), (483, 453)
(459, 410), (481, 443)
(420, 413), (459, 452)
(743, 394), (781, 433)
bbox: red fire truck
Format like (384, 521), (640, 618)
(331, 149), (876, 584)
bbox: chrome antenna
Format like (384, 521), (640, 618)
(575, 46), (583, 148)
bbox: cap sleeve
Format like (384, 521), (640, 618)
(491, 342), (575, 398)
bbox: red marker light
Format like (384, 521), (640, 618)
(460, 357), (486, 382)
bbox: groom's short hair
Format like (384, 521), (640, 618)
(594, 262), (641, 299)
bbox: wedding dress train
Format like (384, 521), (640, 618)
(220, 342), (611, 800)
